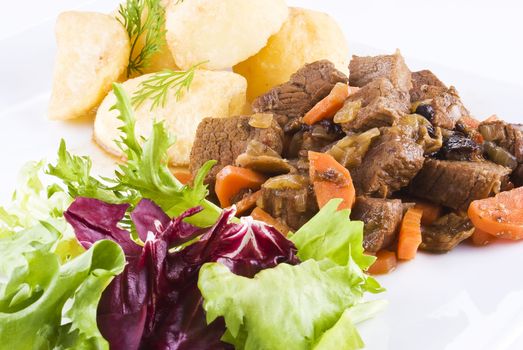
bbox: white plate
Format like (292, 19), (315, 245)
(1, 1), (523, 349)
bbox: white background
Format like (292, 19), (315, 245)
(1, 1), (523, 349)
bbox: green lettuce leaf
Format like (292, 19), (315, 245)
(0, 225), (125, 350)
(199, 260), (377, 350)
(290, 199), (374, 270)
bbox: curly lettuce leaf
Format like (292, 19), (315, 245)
(0, 225), (125, 350)
(47, 83), (221, 228)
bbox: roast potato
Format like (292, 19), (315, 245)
(164, 0), (288, 70)
(94, 70), (247, 166)
(48, 11), (130, 120)
(234, 7), (350, 101)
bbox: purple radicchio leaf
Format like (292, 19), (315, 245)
(65, 198), (299, 350)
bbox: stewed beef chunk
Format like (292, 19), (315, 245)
(352, 128), (425, 198)
(257, 174), (318, 231)
(348, 50), (412, 92)
(351, 197), (404, 252)
(252, 60), (348, 126)
(410, 70), (447, 102)
(412, 86), (469, 130)
(420, 213), (475, 253)
(340, 78), (410, 132)
(189, 116), (283, 188)
(409, 159), (511, 211)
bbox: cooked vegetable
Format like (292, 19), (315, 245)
(249, 113), (275, 129)
(66, 198), (298, 349)
(48, 11), (130, 120)
(165, 0), (288, 70)
(303, 83), (350, 125)
(235, 190), (261, 216)
(415, 103), (435, 122)
(309, 151), (356, 210)
(459, 115), (481, 130)
(327, 128), (380, 168)
(333, 100), (362, 124)
(397, 208), (423, 260)
(215, 166), (267, 207)
(118, 0), (167, 76)
(262, 174), (308, 190)
(172, 169), (192, 185)
(471, 228), (497, 246)
(233, 7), (349, 101)
(414, 199), (442, 226)
(439, 131), (482, 161)
(468, 187), (523, 240)
(367, 250), (397, 275)
(236, 140), (292, 175)
(420, 213), (474, 253)
(200, 199), (382, 350)
(251, 206), (291, 235)
(479, 122), (506, 142)
(94, 70), (246, 166)
(483, 141), (518, 170)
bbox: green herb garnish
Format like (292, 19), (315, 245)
(118, 0), (166, 77)
(131, 62), (206, 110)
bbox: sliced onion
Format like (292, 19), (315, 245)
(333, 100), (362, 124)
(263, 174), (308, 190)
(249, 113), (274, 129)
(327, 128), (380, 168)
(483, 141), (518, 169)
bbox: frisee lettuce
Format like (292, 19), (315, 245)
(47, 83), (221, 228)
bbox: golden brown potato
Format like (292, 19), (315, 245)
(164, 0), (288, 70)
(94, 70), (247, 166)
(48, 11), (130, 120)
(234, 7), (350, 101)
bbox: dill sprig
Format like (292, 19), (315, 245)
(131, 62), (206, 110)
(118, 0), (166, 77)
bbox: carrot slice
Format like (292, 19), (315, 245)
(251, 207), (291, 236)
(483, 114), (499, 123)
(414, 200), (442, 226)
(397, 208), (423, 260)
(367, 250), (397, 275)
(172, 170), (192, 185)
(215, 166), (267, 208)
(302, 83), (353, 125)
(468, 187), (523, 240)
(235, 190), (262, 216)
(308, 151), (356, 210)
(471, 228), (497, 246)
(460, 115), (480, 130)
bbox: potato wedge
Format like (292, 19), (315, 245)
(94, 70), (247, 166)
(48, 11), (130, 120)
(234, 8), (350, 101)
(165, 0), (288, 70)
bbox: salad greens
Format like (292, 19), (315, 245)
(199, 199), (384, 350)
(0, 82), (385, 350)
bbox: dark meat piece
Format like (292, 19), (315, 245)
(352, 127), (425, 198)
(409, 159), (511, 211)
(252, 60), (348, 126)
(410, 70), (447, 102)
(189, 116), (283, 188)
(341, 78), (410, 132)
(348, 50), (412, 92)
(351, 197), (404, 252)
(479, 121), (523, 162)
(439, 131), (483, 161)
(420, 213), (474, 253)
(412, 86), (469, 130)
(257, 175), (318, 231)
